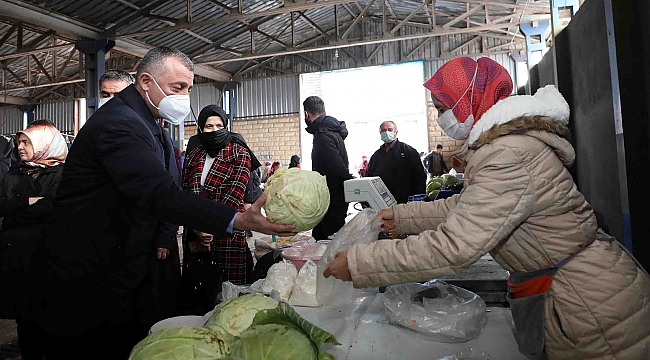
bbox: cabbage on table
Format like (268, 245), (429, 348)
(134, 294), (340, 360)
(264, 167), (330, 232)
(129, 326), (233, 360)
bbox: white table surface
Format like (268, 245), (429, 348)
(295, 292), (527, 360)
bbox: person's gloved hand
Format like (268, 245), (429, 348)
(323, 250), (352, 282)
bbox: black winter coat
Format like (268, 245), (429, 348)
(30, 85), (238, 337)
(0, 165), (63, 319)
(307, 115), (353, 202)
(366, 140), (427, 204)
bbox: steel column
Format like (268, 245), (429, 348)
(18, 104), (36, 126)
(520, 21), (550, 94)
(75, 39), (115, 119)
(550, 0), (579, 86)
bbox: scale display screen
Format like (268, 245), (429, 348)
(344, 177), (397, 210)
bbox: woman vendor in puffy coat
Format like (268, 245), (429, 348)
(324, 57), (650, 360)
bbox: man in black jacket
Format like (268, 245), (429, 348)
(366, 121), (427, 204)
(30, 47), (294, 358)
(303, 96), (353, 240)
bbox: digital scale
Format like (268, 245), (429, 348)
(344, 177), (397, 211)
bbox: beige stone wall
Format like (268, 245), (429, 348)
(182, 116), (301, 166)
(426, 104), (467, 172)
(232, 115), (301, 166)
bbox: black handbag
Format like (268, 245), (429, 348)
(177, 250), (225, 315)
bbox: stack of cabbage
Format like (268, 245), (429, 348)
(129, 294), (339, 360)
(263, 167), (330, 232)
(427, 176), (444, 200)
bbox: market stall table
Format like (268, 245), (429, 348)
(295, 292), (527, 360)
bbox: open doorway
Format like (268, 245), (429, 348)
(299, 61), (428, 174)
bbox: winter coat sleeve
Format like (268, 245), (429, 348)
(244, 168), (262, 204)
(153, 222), (179, 249)
(314, 133), (352, 179)
(408, 147), (427, 196)
(365, 153), (377, 178)
(96, 118), (237, 237)
(347, 145), (534, 288)
(0, 178), (28, 216)
(441, 155), (449, 173)
(392, 194), (461, 235)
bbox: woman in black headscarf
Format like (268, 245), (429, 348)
(181, 105), (260, 291)
(289, 155), (301, 169)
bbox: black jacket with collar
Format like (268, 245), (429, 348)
(366, 140), (427, 204)
(31, 84), (238, 336)
(307, 115), (353, 200)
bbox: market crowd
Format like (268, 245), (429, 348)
(1, 46), (648, 360)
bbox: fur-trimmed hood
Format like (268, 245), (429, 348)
(468, 85), (570, 146)
(465, 85), (575, 167)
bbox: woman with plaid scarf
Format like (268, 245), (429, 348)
(182, 105), (261, 285)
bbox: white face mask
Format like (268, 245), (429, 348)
(145, 75), (191, 126)
(97, 97), (111, 109)
(436, 64), (479, 140)
(381, 131), (396, 144)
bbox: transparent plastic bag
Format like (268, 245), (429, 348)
(289, 259), (319, 307)
(383, 280), (488, 343)
(221, 280), (278, 303)
(261, 259), (298, 302)
(316, 209), (382, 306)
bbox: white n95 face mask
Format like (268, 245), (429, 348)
(437, 64), (479, 140)
(97, 97), (111, 109)
(145, 75), (191, 126)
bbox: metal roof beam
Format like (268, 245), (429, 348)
(31, 54), (53, 81)
(0, 94), (29, 105)
(342, 0), (375, 39)
(199, 19), (531, 65)
(443, 5), (482, 29)
(0, 0), (231, 81)
(116, 0), (359, 39)
(450, 35), (480, 53)
(0, 23), (18, 48)
(188, 15), (277, 58)
(440, 0), (548, 10)
(0, 44), (74, 61)
(102, 0), (172, 37)
(391, 0), (430, 35)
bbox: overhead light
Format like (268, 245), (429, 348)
(335, 49), (339, 58)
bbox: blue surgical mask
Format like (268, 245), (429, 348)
(381, 131), (396, 144)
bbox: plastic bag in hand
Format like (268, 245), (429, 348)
(289, 259), (319, 307)
(316, 209), (382, 306)
(383, 280), (488, 342)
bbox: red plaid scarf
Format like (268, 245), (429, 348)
(183, 142), (251, 284)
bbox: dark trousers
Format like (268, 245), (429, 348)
(17, 317), (45, 360)
(312, 201), (348, 240)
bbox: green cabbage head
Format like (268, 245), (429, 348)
(229, 324), (317, 360)
(263, 167), (330, 232)
(204, 293), (279, 337)
(128, 326), (234, 360)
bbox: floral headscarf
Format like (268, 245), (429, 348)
(17, 123), (68, 174)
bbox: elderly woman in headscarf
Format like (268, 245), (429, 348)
(0, 122), (68, 359)
(182, 105), (261, 287)
(324, 57), (650, 359)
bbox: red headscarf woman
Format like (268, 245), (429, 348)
(324, 57), (650, 360)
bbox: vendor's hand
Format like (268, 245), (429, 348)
(243, 203), (252, 210)
(156, 248), (170, 260)
(234, 193), (296, 237)
(28, 197), (44, 205)
(323, 250), (352, 282)
(378, 208), (395, 233)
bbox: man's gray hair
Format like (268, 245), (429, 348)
(99, 69), (134, 87)
(136, 47), (194, 80)
(380, 120), (397, 130)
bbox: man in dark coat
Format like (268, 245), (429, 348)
(30, 47), (294, 358)
(366, 121), (427, 204)
(303, 96), (353, 240)
(423, 143), (449, 176)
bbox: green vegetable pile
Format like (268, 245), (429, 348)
(129, 294), (340, 360)
(263, 167), (330, 232)
(426, 176), (444, 200)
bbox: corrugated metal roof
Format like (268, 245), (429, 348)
(35, 99), (76, 134)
